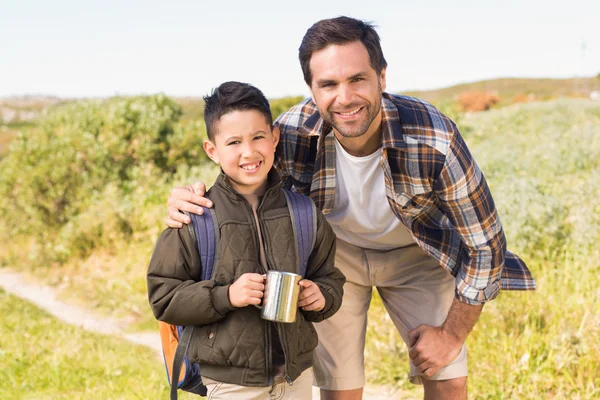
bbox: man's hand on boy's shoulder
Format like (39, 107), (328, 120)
(298, 280), (325, 312)
(229, 273), (265, 308)
(166, 182), (213, 228)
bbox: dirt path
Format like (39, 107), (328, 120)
(0, 269), (161, 353)
(0, 268), (412, 399)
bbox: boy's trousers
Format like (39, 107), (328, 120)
(202, 368), (313, 400)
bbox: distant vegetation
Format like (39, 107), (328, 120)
(1, 80), (599, 397)
(402, 76), (600, 108)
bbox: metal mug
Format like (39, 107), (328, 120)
(258, 271), (302, 323)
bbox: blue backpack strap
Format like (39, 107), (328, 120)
(188, 208), (220, 281)
(170, 326), (195, 400)
(168, 208), (218, 399)
(283, 190), (317, 277)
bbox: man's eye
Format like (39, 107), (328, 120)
(321, 83), (334, 88)
(254, 135), (265, 140)
(351, 77), (363, 82)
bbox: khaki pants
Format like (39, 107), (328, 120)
(313, 239), (468, 390)
(202, 368), (313, 400)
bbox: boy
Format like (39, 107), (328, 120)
(147, 81), (345, 399)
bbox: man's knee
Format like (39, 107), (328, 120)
(320, 388), (364, 400)
(423, 376), (467, 400)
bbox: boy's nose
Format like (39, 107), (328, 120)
(240, 142), (256, 157)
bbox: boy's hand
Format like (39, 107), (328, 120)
(166, 182), (213, 228)
(298, 280), (325, 312)
(229, 273), (265, 308)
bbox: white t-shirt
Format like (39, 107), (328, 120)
(325, 137), (415, 250)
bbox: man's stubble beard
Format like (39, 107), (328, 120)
(321, 83), (383, 139)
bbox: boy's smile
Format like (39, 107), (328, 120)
(204, 109), (279, 196)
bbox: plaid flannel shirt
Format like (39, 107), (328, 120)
(274, 93), (535, 305)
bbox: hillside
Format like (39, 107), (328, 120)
(401, 76), (600, 105)
(1, 98), (598, 398)
(2, 76), (599, 156)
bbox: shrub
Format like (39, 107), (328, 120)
(458, 91), (500, 112)
(270, 96), (305, 120)
(0, 95), (211, 262)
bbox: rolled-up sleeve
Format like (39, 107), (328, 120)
(433, 126), (506, 305)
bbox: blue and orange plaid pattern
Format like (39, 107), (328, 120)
(273, 93), (535, 305)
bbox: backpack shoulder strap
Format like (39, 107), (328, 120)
(168, 209), (218, 400)
(282, 190), (317, 277)
(170, 326), (195, 400)
(186, 208), (220, 281)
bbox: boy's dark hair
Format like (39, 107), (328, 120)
(203, 81), (272, 141)
(298, 16), (387, 86)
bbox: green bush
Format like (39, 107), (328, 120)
(0, 95), (211, 263)
(270, 96), (305, 120)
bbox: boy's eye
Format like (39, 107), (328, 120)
(227, 140), (240, 146)
(253, 135), (265, 140)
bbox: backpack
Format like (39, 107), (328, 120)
(159, 189), (318, 400)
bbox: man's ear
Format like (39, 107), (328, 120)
(271, 126), (280, 150)
(203, 140), (219, 164)
(379, 68), (387, 92)
(307, 84), (314, 99)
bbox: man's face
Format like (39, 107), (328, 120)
(308, 41), (386, 140)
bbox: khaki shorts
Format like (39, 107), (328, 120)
(202, 368), (313, 400)
(313, 239), (468, 391)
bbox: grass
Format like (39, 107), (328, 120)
(0, 289), (199, 400)
(2, 98), (600, 398)
(0, 123), (36, 157)
(364, 99), (600, 398)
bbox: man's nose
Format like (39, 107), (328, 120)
(336, 84), (353, 106)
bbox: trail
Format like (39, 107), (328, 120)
(0, 268), (412, 399)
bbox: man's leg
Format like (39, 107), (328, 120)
(320, 388), (363, 400)
(369, 244), (468, 400)
(422, 377), (467, 400)
(313, 239), (373, 400)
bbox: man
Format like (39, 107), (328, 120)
(166, 16), (535, 400)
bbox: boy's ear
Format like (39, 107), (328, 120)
(203, 140), (219, 164)
(271, 126), (280, 150)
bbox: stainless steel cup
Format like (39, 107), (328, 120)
(259, 271), (302, 323)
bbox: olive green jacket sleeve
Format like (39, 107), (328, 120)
(301, 210), (346, 322)
(146, 226), (235, 326)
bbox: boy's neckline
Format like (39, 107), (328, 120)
(241, 193), (261, 209)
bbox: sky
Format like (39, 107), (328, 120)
(2, 0), (599, 99)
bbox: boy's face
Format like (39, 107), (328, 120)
(204, 109), (279, 195)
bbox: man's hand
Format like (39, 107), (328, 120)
(166, 182), (213, 228)
(408, 298), (484, 378)
(298, 280), (325, 312)
(228, 273), (265, 308)
(408, 325), (463, 378)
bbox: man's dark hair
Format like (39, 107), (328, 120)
(298, 16), (388, 86)
(203, 81), (272, 141)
